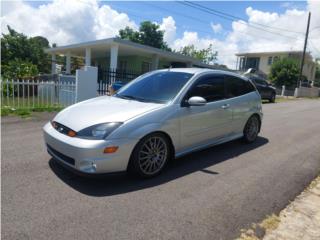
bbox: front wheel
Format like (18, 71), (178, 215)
(243, 115), (260, 143)
(128, 133), (170, 178)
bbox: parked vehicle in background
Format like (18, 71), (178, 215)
(43, 68), (263, 178)
(250, 76), (276, 103)
(242, 68), (276, 103)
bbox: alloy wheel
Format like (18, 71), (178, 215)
(138, 136), (168, 175)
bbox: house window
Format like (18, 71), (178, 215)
(141, 62), (151, 73)
(273, 56), (279, 62)
(119, 60), (127, 71)
(268, 56), (273, 65)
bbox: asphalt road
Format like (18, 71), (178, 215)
(2, 99), (320, 240)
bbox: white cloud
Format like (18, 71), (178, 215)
(211, 23), (222, 33)
(170, 0), (320, 68)
(159, 16), (176, 45)
(1, 0), (319, 68)
(1, 0), (137, 45)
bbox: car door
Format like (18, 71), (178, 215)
(178, 74), (233, 151)
(225, 74), (257, 134)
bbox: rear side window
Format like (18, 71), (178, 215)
(253, 78), (266, 86)
(187, 75), (225, 102)
(225, 75), (255, 98)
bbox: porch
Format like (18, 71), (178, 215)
(45, 38), (211, 83)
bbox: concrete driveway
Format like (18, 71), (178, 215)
(2, 99), (320, 240)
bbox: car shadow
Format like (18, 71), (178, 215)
(49, 136), (269, 197)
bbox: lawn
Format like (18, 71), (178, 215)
(1, 97), (63, 117)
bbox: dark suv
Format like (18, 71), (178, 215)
(248, 76), (276, 103)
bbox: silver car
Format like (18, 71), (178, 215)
(43, 68), (263, 178)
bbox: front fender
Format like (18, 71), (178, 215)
(127, 122), (164, 140)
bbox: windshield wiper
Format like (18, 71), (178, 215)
(116, 94), (148, 102)
(116, 94), (164, 103)
(116, 94), (135, 100)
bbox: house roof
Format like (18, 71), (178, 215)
(45, 37), (214, 68)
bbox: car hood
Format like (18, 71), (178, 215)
(53, 96), (163, 131)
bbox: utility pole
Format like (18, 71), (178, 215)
(297, 12), (311, 88)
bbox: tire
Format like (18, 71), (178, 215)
(128, 133), (171, 178)
(243, 115), (260, 143)
(269, 92), (276, 103)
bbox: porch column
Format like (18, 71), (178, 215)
(66, 51), (71, 74)
(51, 53), (56, 74)
(85, 47), (91, 66)
(110, 44), (118, 70)
(151, 54), (159, 70)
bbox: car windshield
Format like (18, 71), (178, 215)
(115, 71), (193, 103)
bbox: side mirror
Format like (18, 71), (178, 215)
(187, 96), (207, 106)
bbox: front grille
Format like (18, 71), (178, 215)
(52, 121), (75, 136)
(47, 144), (75, 166)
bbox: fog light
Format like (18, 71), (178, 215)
(103, 146), (118, 154)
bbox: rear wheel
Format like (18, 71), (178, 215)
(243, 115), (260, 143)
(269, 92), (276, 103)
(128, 133), (170, 178)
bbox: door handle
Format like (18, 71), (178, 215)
(221, 104), (230, 109)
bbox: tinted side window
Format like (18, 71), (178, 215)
(187, 75), (225, 102)
(252, 78), (266, 86)
(225, 76), (255, 98)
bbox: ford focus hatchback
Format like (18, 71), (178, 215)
(43, 68), (263, 178)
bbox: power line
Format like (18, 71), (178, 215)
(184, 1), (305, 35)
(309, 40), (320, 55)
(310, 26), (320, 32)
(143, 2), (302, 43)
(179, 1), (303, 40)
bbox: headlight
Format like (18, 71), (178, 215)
(77, 122), (122, 139)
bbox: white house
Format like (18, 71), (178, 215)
(235, 51), (316, 81)
(45, 37), (216, 77)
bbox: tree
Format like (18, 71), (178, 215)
(1, 26), (51, 76)
(2, 59), (38, 79)
(118, 21), (171, 51)
(269, 57), (300, 87)
(178, 44), (217, 64)
(119, 27), (140, 43)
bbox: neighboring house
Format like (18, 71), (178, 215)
(45, 37), (217, 83)
(235, 51), (316, 82)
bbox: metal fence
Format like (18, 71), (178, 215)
(275, 86), (296, 97)
(98, 68), (142, 95)
(1, 79), (76, 109)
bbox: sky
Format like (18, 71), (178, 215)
(1, 0), (320, 69)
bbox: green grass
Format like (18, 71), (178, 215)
(1, 106), (63, 117)
(262, 96), (320, 104)
(1, 97), (64, 117)
(1, 96), (61, 109)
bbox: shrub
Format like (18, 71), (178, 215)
(269, 57), (300, 88)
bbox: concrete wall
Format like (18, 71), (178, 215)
(75, 66), (98, 102)
(294, 87), (320, 98)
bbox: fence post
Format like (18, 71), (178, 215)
(294, 87), (299, 98)
(281, 85), (285, 96)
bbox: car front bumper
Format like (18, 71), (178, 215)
(43, 122), (137, 174)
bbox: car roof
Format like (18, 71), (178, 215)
(155, 68), (248, 79)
